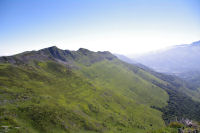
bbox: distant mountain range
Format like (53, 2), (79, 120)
(0, 46), (200, 133)
(133, 40), (200, 74)
(131, 40), (200, 89)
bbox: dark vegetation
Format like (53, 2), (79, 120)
(148, 73), (200, 123)
(150, 80), (200, 123)
(125, 62), (200, 123)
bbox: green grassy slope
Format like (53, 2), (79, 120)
(0, 46), (199, 133)
(130, 64), (200, 122)
(0, 61), (166, 133)
(78, 59), (168, 108)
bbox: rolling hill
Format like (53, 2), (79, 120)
(0, 46), (199, 133)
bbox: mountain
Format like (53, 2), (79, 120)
(0, 46), (200, 133)
(116, 54), (200, 102)
(132, 40), (200, 89)
(133, 40), (200, 74)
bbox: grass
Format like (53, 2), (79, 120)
(0, 60), (168, 133)
(0, 47), (199, 133)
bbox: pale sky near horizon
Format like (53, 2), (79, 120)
(0, 0), (200, 56)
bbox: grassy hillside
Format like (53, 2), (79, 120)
(0, 46), (199, 133)
(0, 62), (166, 133)
(117, 55), (200, 122)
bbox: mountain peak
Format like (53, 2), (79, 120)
(48, 45), (58, 48)
(78, 48), (89, 51)
(78, 48), (91, 52)
(39, 46), (67, 61)
(46, 46), (60, 51)
(77, 48), (93, 55)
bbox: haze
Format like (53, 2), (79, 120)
(0, 0), (200, 56)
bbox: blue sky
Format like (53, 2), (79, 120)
(0, 0), (200, 56)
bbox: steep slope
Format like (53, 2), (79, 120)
(114, 54), (200, 122)
(0, 46), (199, 133)
(0, 47), (167, 133)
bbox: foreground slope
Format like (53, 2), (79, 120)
(0, 46), (199, 133)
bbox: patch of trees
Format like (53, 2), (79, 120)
(151, 80), (200, 123)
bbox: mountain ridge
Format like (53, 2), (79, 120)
(0, 46), (200, 133)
